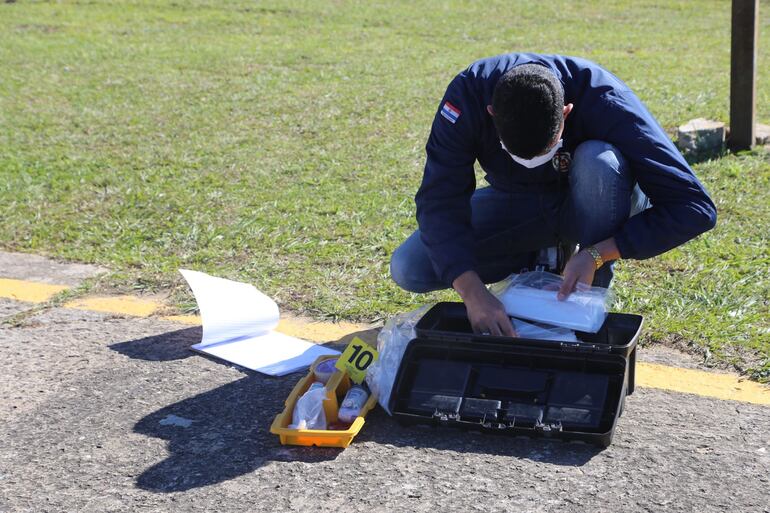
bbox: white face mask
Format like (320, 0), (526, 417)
(501, 139), (563, 169)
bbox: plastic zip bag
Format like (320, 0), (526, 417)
(491, 271), (612, 333)
(365, 304), (432, 415)
(288, 382), (327, 430)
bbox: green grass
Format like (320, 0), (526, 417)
(1, 0), (768, 379)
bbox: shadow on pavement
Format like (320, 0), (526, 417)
(122, 327), (377, 492)
(357, 409), (604, 467)
(110, 326), (202, 361)
(110, 326), (380, 363)
(132, 374), (596, 492)
(121, 325), (592, 491)
(133, 373), (342, 492)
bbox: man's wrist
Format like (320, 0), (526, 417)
(591, 237), (621, 263)
(452, 270), (486, 301)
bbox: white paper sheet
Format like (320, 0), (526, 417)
(180, 269), (339, 375)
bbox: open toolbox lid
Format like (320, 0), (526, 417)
(416, 302), (643, 358)
(389, 302), (643, 447)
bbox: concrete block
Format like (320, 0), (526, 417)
(676, 118), (725, 158)
(0, 251), (105, 286)
(755, 123), (770, 146)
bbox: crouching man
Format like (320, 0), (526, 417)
(390, 53), (716, 336)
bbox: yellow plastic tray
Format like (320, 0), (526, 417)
(270, 355), (378, 448)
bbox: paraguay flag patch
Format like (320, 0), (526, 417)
(440, 101), (461, 123)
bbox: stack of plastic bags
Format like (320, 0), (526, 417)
(492, 271), (612, 334)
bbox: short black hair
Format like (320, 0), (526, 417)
(491, 64), (564, 159)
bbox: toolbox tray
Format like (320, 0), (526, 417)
(389, 302), (643, 447)
(270, 355), (378, 448)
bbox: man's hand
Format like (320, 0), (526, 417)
(453, 270), (516, 337)
(558, 238), (621, 300)
(558, 250), (596, 300)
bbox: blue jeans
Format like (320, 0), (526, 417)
(390, 140), (650, 292)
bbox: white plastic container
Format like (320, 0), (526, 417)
(313, 357), (339, 384)
(337, 385), (369, 424)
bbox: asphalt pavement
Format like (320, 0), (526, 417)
(1, 254), (769, 512)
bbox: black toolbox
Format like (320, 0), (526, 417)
(389, 302), (643, 447)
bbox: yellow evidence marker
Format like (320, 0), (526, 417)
(335, 336), (379, 384)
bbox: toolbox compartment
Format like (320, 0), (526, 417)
(389, 302), (643, 447)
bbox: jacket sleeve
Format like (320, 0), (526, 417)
(585, 89), (717, 259)
(415, 74), (480, 286)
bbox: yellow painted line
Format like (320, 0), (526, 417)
(277, 317), (372, 342)
(160, 314), (374, 343)
(162, 314), (201, 325)
(160, 315), (768, 405)
(637, 362), (770, 406)
(64, 296), (159, 317)
(0, 278), (69, 303)
(2, 277), (768, 406)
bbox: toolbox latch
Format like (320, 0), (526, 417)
(432, 410), (459, 423)
(534, 420), (563, 433)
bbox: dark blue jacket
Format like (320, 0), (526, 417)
(415, 53), (717, 286)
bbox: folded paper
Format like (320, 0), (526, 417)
(180, 269), (339, 375)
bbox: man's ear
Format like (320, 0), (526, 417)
(486, 105), (495, 117)
(563, 103), (574, 119)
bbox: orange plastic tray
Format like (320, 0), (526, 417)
(270, 355), (378, 448)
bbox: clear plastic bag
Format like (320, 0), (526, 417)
(491, 271), (612, 333)
(511, 317), (578, 342)
(288, 382), (327, 430)
(365, 304), (432, 415)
